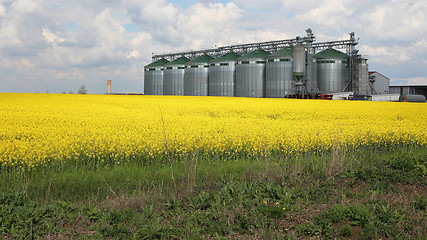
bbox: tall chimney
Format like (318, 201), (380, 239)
(107, 80), (111, 94)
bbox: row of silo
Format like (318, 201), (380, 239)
(144, 47), (350, 97)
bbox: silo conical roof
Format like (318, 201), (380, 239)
(211, 51), (240, 62)
(187, 54), (214, 64)
(314, 48), (348, 59)
(145, 58), (169, 68)
(268, 47), (293, 57)
(165, 56), (189, 65)
(239, 49), (270, 59)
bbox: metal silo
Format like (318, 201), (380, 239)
(314, 48), (350, 93)
(163, 56), (189, 95)
(236, 49), (270, 98)
(184, 55), (213, 96)
(209, 51), (240, 97)
(265, 47), (293, 97)
(293, 42), (306, 81)
(144, 58), (169, 95)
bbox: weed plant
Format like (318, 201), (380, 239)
(1, 145), (426, 239)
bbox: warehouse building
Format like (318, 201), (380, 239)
(369, 71), (389, 95)
(389, 85), (427, 99)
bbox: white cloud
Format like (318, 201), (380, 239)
(361, 0), (427, 41)
(0, 0), (426, 93)
(42, 27), (65, 45)
(0, 4), (6, 17)
(392, 77), (427, 86)
(359, 45), (412, 65)
(10, 0), (40, 13)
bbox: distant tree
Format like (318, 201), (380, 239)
(77, 85), (87, 94)
(68, 90), (74, 94)
(62, 91), (66, 94)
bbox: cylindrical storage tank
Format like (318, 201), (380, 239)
(144, 58), (169, 95)
(293, 42), (306, 80)
(184, 55), (213, 96)
(311, 58), (317, 90)
(236, 49), (270, 98)
(265, 47), (293, 97)
(209, 51), (240, 97)
(399, 94), (427, 103)
(314, 48), (349, 93)
(163, 56), (189, 95)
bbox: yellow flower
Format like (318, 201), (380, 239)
(0, 93), (425, 169)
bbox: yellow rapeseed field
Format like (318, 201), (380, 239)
(1, 93), (426, 169)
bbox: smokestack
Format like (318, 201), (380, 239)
(107, 80), (111, 94)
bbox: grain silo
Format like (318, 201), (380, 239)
(293, 42), (306, 82)
(236, 49), (270, 98)
(144, 58), (169, 95)
(208, 51), (240, 97)
(314, 48), (349, 93)
(265, 47), (293, 97)
(163, 56), (189, 95)
(183, 55), (213, 96)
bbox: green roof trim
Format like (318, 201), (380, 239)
(144, 58), (169, 68)
(268, 47), (293, 57)
(239, 49), (270, 59)
(314, 48), (349, 59)
(211, 51), (240, 62)
(165, 56), (190, 65)
(187, 54), (214, 64)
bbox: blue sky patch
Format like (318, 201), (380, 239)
(123, 23), (141, 33)
(62, 22), (78, 31)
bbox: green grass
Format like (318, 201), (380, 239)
(1, 145), (426, 239)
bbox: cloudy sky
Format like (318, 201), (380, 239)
(0, 0), (426, 94)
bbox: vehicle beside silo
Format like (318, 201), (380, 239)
(314, 48), (350, 93)
(209, 52), (240, 97)
(236, 49), (270, 98)
(144, 58), (169, 95)
(184, 55), (213, 96)
(163, 56), (189, 95)
(265, 47), (293, 97)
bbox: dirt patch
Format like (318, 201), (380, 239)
(332, 221), (362, 240)
(397, 182), (426, 199)
(41, 216), (96, 240)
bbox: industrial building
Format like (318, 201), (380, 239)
(144, 29), (422, 101)
(369, 71), (389, 95)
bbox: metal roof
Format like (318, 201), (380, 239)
(144, 58), (169, 68)
(267, 47), (293, 58)
(211, 51), (240, 62)
(187, 54), (214, 64)
(314, 48), (348, 59)
(239, 49), (270, 59)
(164, 56), (189, 65)
(369, 71), (390, 80)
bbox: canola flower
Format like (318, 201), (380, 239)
(0, 93), (426, 169)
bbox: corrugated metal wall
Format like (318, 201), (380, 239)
(209, 62), (236, 97)
(236, 60), (265, 98)
(144, 67), (163, 95)
(184, 64), (209, 96)
(265, 57), (293, 97)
